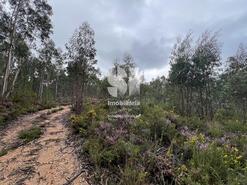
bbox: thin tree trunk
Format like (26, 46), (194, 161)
(2, 49), (12, 97)
(39, 72), (44, 102)
(180, 87), (185, 115)
(6, 67), (21, 98)
(75, 79), (82, 114)
(55, 76), (58, 100)
(199, 88), (204, 118)
(242, 99), (246, 122)
(208, 83), (213, 120)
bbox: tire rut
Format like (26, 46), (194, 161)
(0, 106), (88, 185)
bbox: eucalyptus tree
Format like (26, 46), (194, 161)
(38, 39), (56, 101)
(168, 33), (193, 115)
(53, 48), (65, 100)
(168, 31), (221, 119)
(147, 76), (167, 103)
(66, 22), (97, 114)
(191, 31), (221, 119)
(225, 44), (247, 121)
(6, 36), (30, 98)
(0, 0), (53, 98)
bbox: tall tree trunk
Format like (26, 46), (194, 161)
(242, 99), (246, 122)
(2, 0), (22, 98)
(199, 88), (204, 119)
(39, 72), (44, 102)
(74, 78), (82, 115)
(6, 67), (21, 98)
(55, 76), (58, 100)
(180, 87), (185, 115)
(2, 49), (13, 97)
(208, 83), (213, 120)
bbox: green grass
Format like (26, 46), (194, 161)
(18, 126), (43, 143)
(223, 120), (247, 133)
(207, 122), (224, 138)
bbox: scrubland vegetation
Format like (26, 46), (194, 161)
(67, 27), (247, 185)
(70, 100), (247, 185)
(0, 0), (247, 185)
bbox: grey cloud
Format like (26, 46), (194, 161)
(131, 38), (171, 69)
(51, 0), (247, 77)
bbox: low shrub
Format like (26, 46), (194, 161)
(72, 101), (247, 185)
(18, 126), (42, 143)
(214, 108), (237, 121)
(230, 135), (247, 159)
(178, 141), (247, 185)
(84, 138), (104, 166)
(138, 105), (178, 145)
(223, 120), (247, 133)
(185, 116), (205, 131)
(119, 165), (147, 185)
(207, 122), (224, 138)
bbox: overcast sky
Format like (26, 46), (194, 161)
(50, 0), (247, 81)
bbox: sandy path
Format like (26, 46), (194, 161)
(0, 108), (48, 152)
(0, 106), (88, 185)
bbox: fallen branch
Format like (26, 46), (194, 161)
(63, 169), (87, 185)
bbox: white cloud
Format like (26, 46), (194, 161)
(143, 65), (170, 82)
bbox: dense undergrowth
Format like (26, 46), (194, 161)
(70, 100), (247, 185)
(0, 91), (56, 130)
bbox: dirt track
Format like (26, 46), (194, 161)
(0, 106), (88, 185)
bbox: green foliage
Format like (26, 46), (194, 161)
(119, 165), (147, 185)
(70, 101), (109, 137)
(70, 99), (247, 185)
(18, 126), (42, 143)
(182, 144), (247, 185)
(223, 120), (247, 133)
(230, 135), (247, 151)
(0, 115), (6, 127)
(230, 135), (247, 160)
(139, 104), (178, 144)
(71, 101), (180, 184)
(66, 22), (98, 114)
(177, 116), (205, 131)
(12, 90), (37, 104)
(214, 108), (237, 121)
(84, 100), (108, 121)
(84, 138), (104, 166)
(70, 114), (88, 136)
(173, 133), (247, 185)
(84, 139), (142, 169)
(207, 122), (224, 138)
(0, 89), (58, 130)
